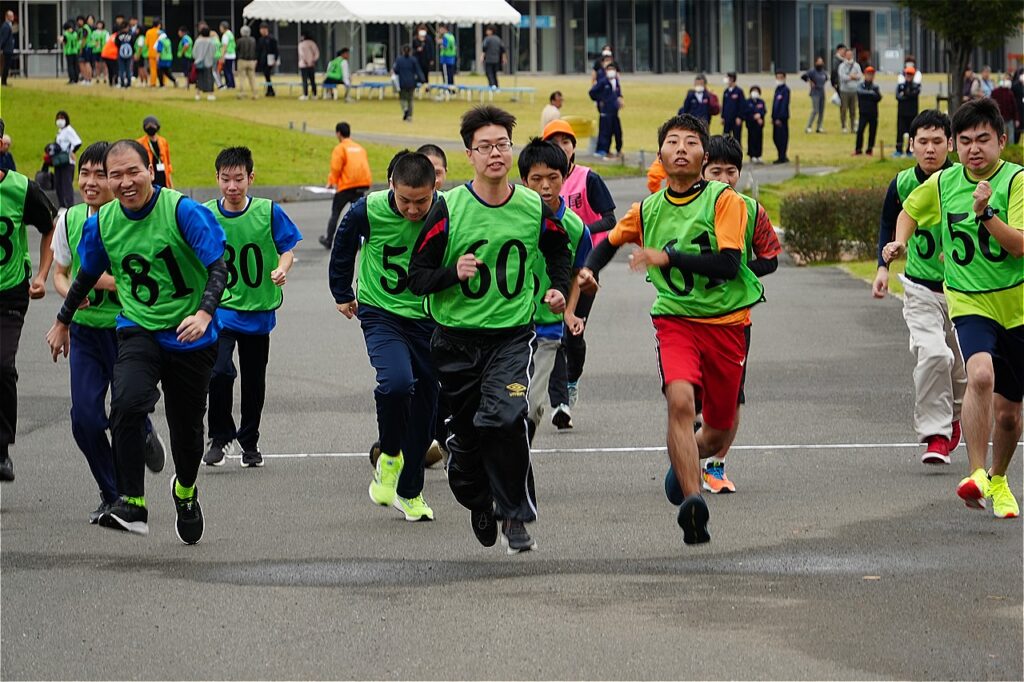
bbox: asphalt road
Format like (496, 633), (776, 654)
(2, 179), (1021, 680)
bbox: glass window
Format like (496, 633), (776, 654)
(635, 0), (652, 71)
(614, 0), (632, 72)
(830, 8), (845, 54)
(27, 2), (58, 49)
(812, 4), (827, 63)
(660, 0), (678, 73)
(679, 0), (695, 71)
(875, 10), (888, 60)
(718, 0), (735, 73)
(587, 0), (608, 68)
(536, 1), (560, 72)
(797, 1), (809, 72)
(566, 1), (586, 74)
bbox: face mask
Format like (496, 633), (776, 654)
(418, 31), (426, 37)
(606, 70), (616, 79)
(750, 91), (760, 99)
(1000, 80), (1012, 88)
(723, 77), (730, 85)
(776, 79), (784, 86)
(145, 127), (158, 136)
(694, 85), (704, 93)
(602, 50), (612, 57)
(56, 119), (66, 129)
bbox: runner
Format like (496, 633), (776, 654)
(518, 138), (591, 441)
(46, 139), (228, 543)
(579, 114), (764, 544)
(330, 151), (439, 521)
(416, 144), (448, 191)
(202, 147), (302, 468)
(408, 105), (570, 554)
(666, 134), (781, 498)
(540, 119), (616, 428)
(884, 99), (1023, 519)
(873, 110), (965, 465)
(51, 141), (168, 519)
(0, 118), (57, 482)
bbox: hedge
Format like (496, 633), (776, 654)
(780, 186), (888, 263)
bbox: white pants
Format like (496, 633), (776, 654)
(901, 276), (967, 441)
(526, 337), (560, 427)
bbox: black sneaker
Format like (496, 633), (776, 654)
(0, 454), (14, 482)
(170, 476), (204, 545)
(240, 449), (264, 468)
(677, 494), (711, 545)
(203, 440), (232, 467)
(318, 235), (332, 250)
(368, 440), (381, 468)
(144, 430), (167, 473)
(471, 507), (497, 547)
(501, 519), (537, 555)
(99, 499), (149, 535)
(88, 499), (113, 524)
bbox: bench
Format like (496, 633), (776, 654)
(353, 81), (393, 100)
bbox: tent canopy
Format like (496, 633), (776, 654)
(242, 0), (521, 25)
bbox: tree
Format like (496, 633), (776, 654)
(901, 0), (1024, 114)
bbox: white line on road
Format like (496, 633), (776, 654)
(232, 441), (1022, 460)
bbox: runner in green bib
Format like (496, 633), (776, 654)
(47, 138), (228, 543)
(409, 106), (571, 554)
(886, 99), (1024, 519)
(514, 138), (592, 442)
(202, 147), (301, 470)
(50, 141), (167, 520)
(873, 111), (966, 467)
(62, 23), (81, 84)
(331, 151), (441, 521)
(581, 115), (763, 546)
(0, 120), (57, 482)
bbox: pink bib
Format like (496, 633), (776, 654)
(560, 165), (607, 245)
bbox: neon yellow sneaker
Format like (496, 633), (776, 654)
(392, 493), (435, 521)
(368, 452), (403, 506)
(956, 467), (990, 510)
(988, 475), (1019, 519)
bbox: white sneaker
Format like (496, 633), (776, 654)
(298, 95), (308, 100)
(207, 94), (216, 101)
(804, 127), (811, 134)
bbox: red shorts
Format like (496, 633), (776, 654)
(653, 316), (747, 431)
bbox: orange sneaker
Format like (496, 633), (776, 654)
(702, 460), (736, 494)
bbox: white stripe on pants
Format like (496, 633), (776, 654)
(526, 337), (560, 427)
(901, 276), (967, 441)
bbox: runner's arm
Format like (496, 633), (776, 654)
(328, 197), (369, 303)
(583, 202), (641, 275)
(539, 204), (570, 298)
(749, 204), (781, 277)
(876, 179), (901, 268)
(978, 172), (1024, 257)
(408, 197), (459, 295)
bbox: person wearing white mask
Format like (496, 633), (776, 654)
(589, 62), (624, 159)
(591, 44), (612, 84)
(679, 74), (714, 125)
(53, 110), (82, 208)
(412, 25), (433, 81)
(838, 47), (862, 133)
(743, 85), (767, 163)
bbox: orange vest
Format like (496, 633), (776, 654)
(136, 134), (173, 188)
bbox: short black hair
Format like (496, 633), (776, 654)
(215, 146), (255, 174)
(78, 141), (110, 169)
(694, 73), (707, 83)
(605, 61), (619, 70)
(391, 152), (437, 189)
(416, 144), (447, 168)
(341, 47), (349, 54)
(775, 69), (786, 77)
(517, 138), (569, 179)
(336, 121), (351, 137)
(952, 98), (1005, 138)
(459, 105), (516, 148)
(549, 90), (562, 102)
(103, 139), (150, 170)
(178, 26), (188, 33)
(909, 110), (952, 139)
(836, 43), (846, 51)
(386, 150), (410, 181)
(727, 72), (737, 81)
(704, 135), (743, 172)
(56, 110), (70, 124)
(657, 114), (709, 151)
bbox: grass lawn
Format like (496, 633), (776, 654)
(840, 258), (906, 296)
(0, 71), (975, 188)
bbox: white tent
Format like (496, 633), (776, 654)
(241, 0), (521, 25)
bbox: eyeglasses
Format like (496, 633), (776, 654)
(471, 142), (513, 154)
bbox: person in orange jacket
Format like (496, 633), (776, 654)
(145, 19), (161, 86)
(646, 157), (667, 193)
(319, 121), (372, 249)
(136, 115), (173, 188)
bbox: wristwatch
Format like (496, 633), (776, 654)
(978, 205), (996, 223)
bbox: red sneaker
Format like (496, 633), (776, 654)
(922, 435), (951, 465)
(949, 420), (962, 450)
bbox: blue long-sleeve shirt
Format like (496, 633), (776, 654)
(743, 97), (767, 128)
(772, 83), (790, 121)
(679, 89), (711, 124)
(392, 55), (425, 90)
(588, 75), (622, 115)
(722, 85), (745, 124)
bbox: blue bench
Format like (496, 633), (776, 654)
(353, 81), (393, 100)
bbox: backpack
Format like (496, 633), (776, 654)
(707, 91), (721, 116)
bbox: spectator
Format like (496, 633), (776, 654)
(0, 134), (15, 172)
(297, 32), (319, 100)
(100, 21), (119, 86)
(541, 90), (563, 131)
(592, 45), (612, 84)
(393, 45), (425, 122)
(480, 26), (506, 89)
(319, 122), (371, 250)
(589, 61), (623, 159)
(771, 70), (790, 164)
(177, 27), (193, 83)
(89, 20), (109, 83)
(992, 75), (1019, 143)
(838, 47), (862, 132)
(219, 21), (236, 89)
(900, 55), (923, 85)
(154, 27), (176, 87)
(114, 23), (133, 88)
(323, 48), (346, 99)
(235, 25), (257, 100)
(679, 74), (713, 125)
(145, 18), (161, 86)
(78, 16), (93, 84)
(744, 84), (766, 164)
(437, 25), (456, 89)
(802, 57), (828, 133)
(61, 21), (80, 84)
(853, 66), (881, 156)
(52, 110), (81, 208)
(893, 65), (921, 156)
(411, 25), (434, 81)
(830, 43), (846, 97)
(0, 10), (14, 86)
(721, 71), (745, 143)
(979, 65), (994, 98)
(256, 23), (278, 97)
(136, 115), (173, 188)
(646, 157), (666, 193)
(133, 26), (148, 86)
(961, 67), (982, 102)
(127, 16), (139, 38)
(1012, 67), (1024, 144)
(192, 25), (216, 100)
